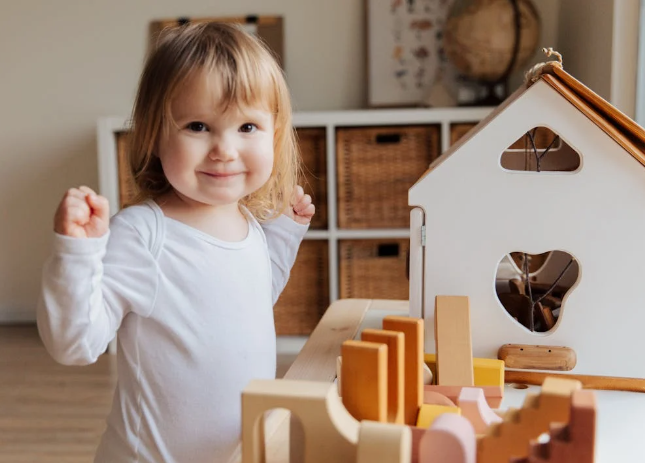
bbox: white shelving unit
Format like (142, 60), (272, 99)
(97, 107), (494, 308)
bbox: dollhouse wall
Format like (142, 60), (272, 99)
(409, 79), (645, 378)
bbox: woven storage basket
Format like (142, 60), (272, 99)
(450, 123), (557, 149)
(336, 125), (440, 229)
(115, 131), (137, 208)
(274, 240), (329, 335)
(296, 128), (327, 229)
(339, 239), (409, 300)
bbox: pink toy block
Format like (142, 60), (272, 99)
(457, 387), (502, 434)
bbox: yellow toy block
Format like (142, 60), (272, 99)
(416, 403), (461, 429)
(424, 354), (504, 387)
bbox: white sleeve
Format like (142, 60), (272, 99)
(261, 215), (309, 304)
(37, 216), (159, 366)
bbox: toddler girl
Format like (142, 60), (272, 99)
(37, 22), (314, 463)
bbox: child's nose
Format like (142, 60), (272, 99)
(208, 137), (237, 161)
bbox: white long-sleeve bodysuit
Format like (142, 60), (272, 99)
(37, 200), (308, 463)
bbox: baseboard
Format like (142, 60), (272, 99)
(0, 307), (36, 324)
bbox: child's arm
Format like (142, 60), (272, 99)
(37, 187), (158, 365)
(263, 186), (315, 303)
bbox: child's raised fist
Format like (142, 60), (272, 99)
(289, 185), (315, 225)
(54, 186), (110, 238)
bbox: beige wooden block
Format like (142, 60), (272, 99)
(435, 296), (474, 386)
(242, 379), (359, 463)
(341, 340), (388, 422)
(362, 328), (405, 424)
(356, 420), (412, 463)
(382, 315), (424, 425)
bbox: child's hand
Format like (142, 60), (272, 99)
(289, 185), (315, 225)
(54, 186), (110, 238)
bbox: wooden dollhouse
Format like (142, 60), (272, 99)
(409, 62), (645, 385)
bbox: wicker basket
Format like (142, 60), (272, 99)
(115, 131), (137, 208)
(450, 123), (557, 149)
(336, 125), (440, 229)
(274, 240), (329, 335)
(339, 239), (409, 300)
(296, 128), (327, 229)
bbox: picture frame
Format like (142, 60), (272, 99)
(366, 0), (457, 108)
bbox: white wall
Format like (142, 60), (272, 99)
(557, 0), (640, 117)
(0, 0), (601, 321)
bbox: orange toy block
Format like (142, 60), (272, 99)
(419, 413), (476, 463)
(341, 340), (388, 422)
(362, 328), (405, 424)
(382, 316), (424, 425)
(424, 385), (503, 409)
(477, 377), (582, 463)
(456, 387), (502, 434)
(435, 296), (474, 386)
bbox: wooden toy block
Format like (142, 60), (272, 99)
(336, 356), (342, 396)
(423, 390), (457, 407)
(435, 296), (474, 386)
(242, 379), (412, 463)
(498, 344), (577, 371)
(424, 385), (504, 409)
(424, 354), (505, 387)
(477, 377), (582, 463)
(423, 362), (434, 385)
(382, 316), (424, 425)
(341, 340), (388, 422)
(242, 379), (358, 463)
(362, 328), (405, 424)
(515, 389), (596, 463)
(409, 426), (427, 463)
(456, 387), (502, 434)
(419, 413), (476, 463)
(356, 420), (411, 463)
(416, 403), (461, 428)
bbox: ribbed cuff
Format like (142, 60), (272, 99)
(51, 231), (110, 255)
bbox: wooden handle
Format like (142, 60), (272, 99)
(498, 344), (577, 371)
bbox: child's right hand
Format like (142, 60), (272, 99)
(54, 186), (110, 238)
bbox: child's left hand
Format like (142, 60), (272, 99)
(289, 185), (315, 225)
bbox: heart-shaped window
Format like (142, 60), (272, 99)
(495, 251), (579, 332)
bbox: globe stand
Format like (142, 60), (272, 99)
(473, 80), (508, 106)
(456, 78), (508, 107)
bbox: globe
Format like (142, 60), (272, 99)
(443, 0), (540, 84)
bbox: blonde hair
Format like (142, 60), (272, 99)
(128, 22), (300, 222)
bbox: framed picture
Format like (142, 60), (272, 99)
(148, 16), (285, 68)
(366, 0), (457, 108)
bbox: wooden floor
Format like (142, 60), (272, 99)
(0, 324), (300, 462)
(0, 324), (116, 463)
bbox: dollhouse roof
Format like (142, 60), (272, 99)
(426, 65), (645, 177)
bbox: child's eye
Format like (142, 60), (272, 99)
(240, 123), (257, 133)
(187, 122), (208, 132)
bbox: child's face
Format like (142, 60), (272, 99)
(157, 71), (274, 209)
